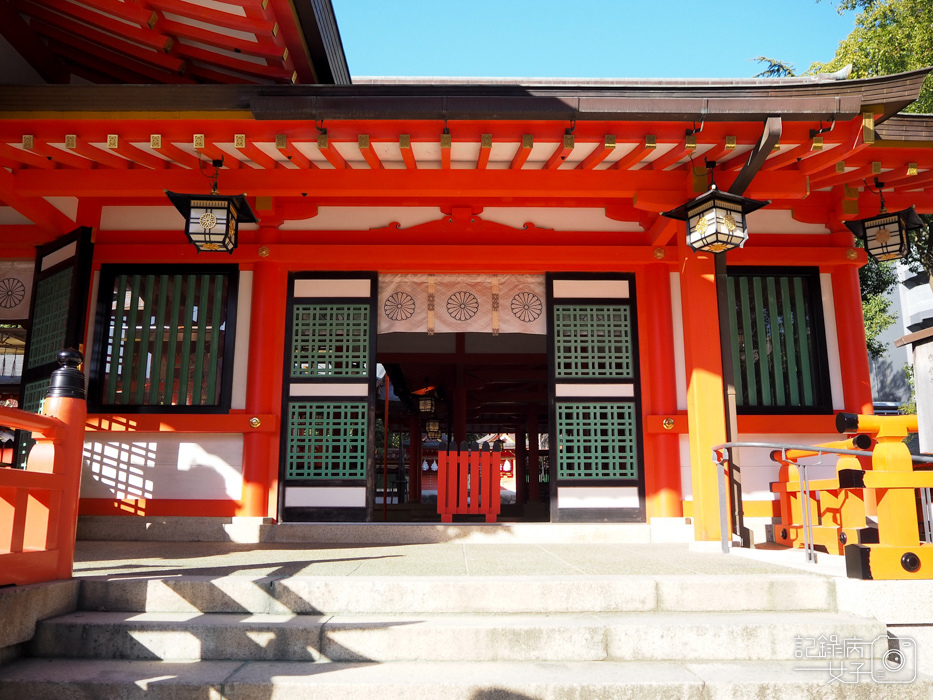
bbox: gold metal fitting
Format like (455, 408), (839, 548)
(653, 247), (665, 259)
(249, 417), (261, 428)
(258, 245), (270, 258)
(662, 418), (675, 430)
(846, 248), (858, 261)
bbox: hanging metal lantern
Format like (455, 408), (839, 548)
(418, 396), (436, 414)
(844, 206), (922, 262)
(662, 186), (769, 253)
(165, 190), (258, 254)
(425, 418), (441, 440)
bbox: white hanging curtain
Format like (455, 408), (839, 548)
(0, 261), (33, 321)
(378, 274), (546, 335)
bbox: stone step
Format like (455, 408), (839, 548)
(2, 658), (930, 699)
(30, 610), (885, 662)
(79, 573), (836, 615)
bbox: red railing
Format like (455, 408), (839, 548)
(0, 351), (87, 586)
(437, 440), (502, 523)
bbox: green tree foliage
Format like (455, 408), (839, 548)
(810, 0), (933, 113)
(752, 57), (796, 78)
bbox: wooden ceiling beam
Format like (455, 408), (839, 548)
(22, 0), (170, 52)
(729, 117), (782, 196)
(0, 1), (69, 83)
(646, 135), (697, 171)
(74, 0), (159, 27)
(142, 0), (276, 35)
(317, 134), (347, 169)
(184, 64), (254, 85)
(761, 138), (822, 172)
(172, 44), (294, 82)
(399, 135), (417, 170)
(48, 39), (190, 84)
(158, 18), (288, 62)
(0, 142), (58, 170)
(609, 137), (656, 170)
(690, 137), (735, 168)
(66, 136), (131, 169)
(150, 136), (203, 170)
(647, 217), (678, 247)
(576, 136), (615, 170)
(0, 169), (76, 235)
(544, 133), (574, 169)
(358, 135), (383, 170)
(23, 137), (95, 170)
(796, 122), (871, 176)
(234, 135), (279, 170)
(276, 136), (315, 169)
(107, 136), (173, 170)
(193, 136), (238, 168)
(477, 134), (492, 170)
(510, 135), (533, 170)
(28, 17), (186, 73)
(810, 162), (881, 190)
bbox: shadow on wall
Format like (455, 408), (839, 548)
(81, 433), (244, 501)
(869, 355), (910, 405)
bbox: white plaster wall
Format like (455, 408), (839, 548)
(82, 433), (244, 501)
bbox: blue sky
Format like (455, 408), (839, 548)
(332, 0), (857, 80)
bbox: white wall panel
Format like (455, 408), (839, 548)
(294, 278), (371, 298)
(82, 433), (244, 501)
(231, 270), (252, 410)
(552, 280), (629, 299)
(820, 273), (845, 410)
(669, 272), (688, 411)
(558, 486), (639, 509)
(284, 487), (366, 508)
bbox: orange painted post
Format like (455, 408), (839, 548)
(459, 441), (470, 513)
(437, 441), (451, 522)
(831, 265), (874, 415)
(241, 261), (286, 518)
(42, 350), (88, 580)
(639, 265), (683, 519)
(679, 249), (728, 541)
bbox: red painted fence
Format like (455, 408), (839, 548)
(437, 440), (502, 523)
(0, 351), (87, 586)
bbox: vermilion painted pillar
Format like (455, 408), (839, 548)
(680, 250), (728, 541)
(830, 263), (874, 415)
(240, 261), (287, 518)
(639, 266), (683, 519)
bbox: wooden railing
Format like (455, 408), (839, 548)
(437, 440), (502, 523)
(0, 350), (87, 586)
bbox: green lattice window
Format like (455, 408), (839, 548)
(286, 401), (367, 479)
(27, 268), (73, 370)
(556, 402), (638, 480)
(553, 305), (632, 379)
(727, 269), (830, 411)
(291, 304), (370, 378)
(94, 267), (235, 409)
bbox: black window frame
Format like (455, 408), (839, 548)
(89, 264), (239, 414)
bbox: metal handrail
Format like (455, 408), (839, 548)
(710, 441), (933, 556)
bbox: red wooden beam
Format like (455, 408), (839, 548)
(810, 162), (880, 190)
(107, 136), (174, 170)
(0, 1), (69, 83)
(510, 135), (533, 170)
(76, 0), (159, 27)
(647, 135), (696, 171)
(692, 137), (735, 168)
(399, 135), (417, 170)
(477, 134), (492, 170)
(0, 169), (76, 235)
(28, 18), (185, 73)
(275, 135), (314, 169)
(171, 44), (294, 82)
(544, 133), (574, 170)
(358, 135), (383, 170)
(263, 0), (316, 84)
(647, 217), (678, 247)
(150, 135), (203, 169)
(142, 0), (276, 35)
(47, 39), (192, 84)
(798, 122), (870, 176)
(66, 136), (130, 169)
(193, 135), (238, 168)
(317, 134), (347, 169)
(17, 0), (172, 53)
(610, 137), (657, 170)
(234, 135), (279, 170)
(576, 136), (615, 170)
(0, 143), (58, 170)
(158, 18), (288, 62)
(184, 64), (254, 85)
(23, 137), (95, 170)
(761, 138), (823, 171)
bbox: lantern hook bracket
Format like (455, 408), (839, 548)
(198, 156), (223, 195)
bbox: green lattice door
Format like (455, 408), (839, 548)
(15, 228), (93, 468)
(548, 274), (644, 522)
(279, 273), (376, 522)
